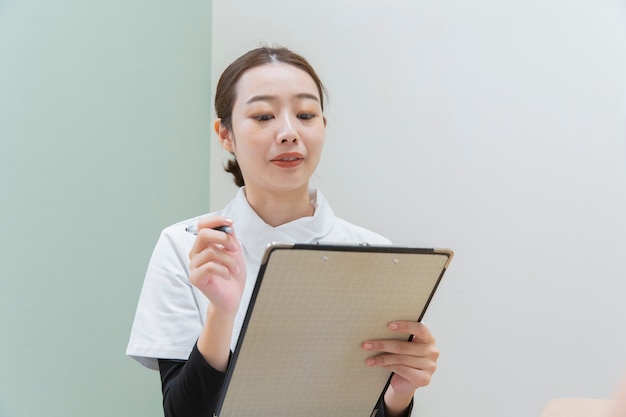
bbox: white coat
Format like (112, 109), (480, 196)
(126, 187), (390, 370)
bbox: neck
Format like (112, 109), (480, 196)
(244, 186), (314, 227)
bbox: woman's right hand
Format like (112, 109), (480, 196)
(188, 216), (246, 315)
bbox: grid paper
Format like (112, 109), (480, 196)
(217, 246), (451, 417)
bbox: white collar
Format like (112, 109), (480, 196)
(222, 187), (334, 265)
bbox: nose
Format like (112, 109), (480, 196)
(278, 112), (299, 144)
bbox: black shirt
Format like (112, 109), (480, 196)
(158, 343), (412, 417)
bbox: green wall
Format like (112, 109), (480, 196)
(0, 1), (213, 416)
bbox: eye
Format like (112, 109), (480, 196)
(253, 114), (273, 122)
(297, 113), (316, 120)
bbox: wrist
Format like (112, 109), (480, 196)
(197, 304), (237, 371)
(207, 303), (238, 323)
(383, 387), (414, 417)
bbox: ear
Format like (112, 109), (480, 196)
(215, 119), (235, 152)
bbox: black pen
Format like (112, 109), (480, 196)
(185, 224), (233, 235)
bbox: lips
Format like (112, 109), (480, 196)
(270, 153), (304, 168)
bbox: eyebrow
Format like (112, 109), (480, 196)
(245, 93), (320, 104)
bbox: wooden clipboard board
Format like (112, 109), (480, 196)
(214, 243), (454, 417)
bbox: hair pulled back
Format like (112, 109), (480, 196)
(215, 46), (327, 187)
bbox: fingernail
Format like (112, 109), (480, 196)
(366, 358), (376, 366)
(389, 322), (399, 330)
(363, 343), (373, 351)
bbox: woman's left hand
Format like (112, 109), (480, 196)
(362, 321), (439, 416)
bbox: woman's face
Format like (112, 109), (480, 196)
(218, 62), (326, 196)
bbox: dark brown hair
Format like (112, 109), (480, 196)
(215, 46), (327, 187)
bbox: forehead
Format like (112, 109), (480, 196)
(235, 63), (320, 103)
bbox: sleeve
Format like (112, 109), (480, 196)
(374, 397), (414, 417)
(127, 225), (205, 370)
(158, 345), (411, 417)
(158, 343), (227, 417)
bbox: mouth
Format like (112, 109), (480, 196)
(273, 157), (300, 161)
(271, 153), (304, 167)
(271, 153), (304, 162)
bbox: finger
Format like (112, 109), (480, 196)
(386, 364), (435, 388)
(189, 232), (227, 258)
(365, 353), (434, 371)
(367, 350), (438, 371)
(196, 228), (239, 251)
(189, 245), (241, 284)
(388, 321), (435, 343)
(190, 259), (233, 288)
(363, 338), (439, 359)
(190, 245), (239, 275)
(189, 224), (238, 257)
(196, 215), (233, 231)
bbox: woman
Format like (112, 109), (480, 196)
(127, 46), (439, 417)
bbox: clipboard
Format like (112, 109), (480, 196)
(215, 243), (454, 417)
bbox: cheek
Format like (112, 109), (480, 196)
(307, 133), (325, 165)
(310, 126), (325, 150)
(231, 136), (265, 164)
(229, 125), (258, 154)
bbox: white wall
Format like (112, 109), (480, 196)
(209, 1), (626, 416)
